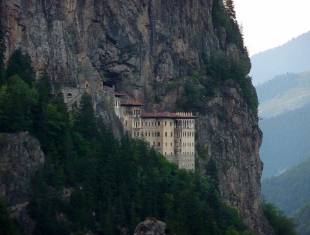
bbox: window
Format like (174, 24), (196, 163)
(171, 132), (173, 137)
(165, 121), (167, 126)
(165, 132), (167, 137)
(158, 142), (160, 147)
(158, 121), (160, 126)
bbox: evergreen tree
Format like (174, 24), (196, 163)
(225, 0), (236, 20)
(73, 93), (97, 139)
(0, 200), (21, 235)
(0, 75), (38, 132)
(6, 49), (35, 86)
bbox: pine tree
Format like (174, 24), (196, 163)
(74, 93), (97, 139)
(6, 49), (35, 86)
(225, 0), (236, 20)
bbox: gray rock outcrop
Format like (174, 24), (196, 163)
(0, 132), (45, 234)
(134, 218), (167, 235)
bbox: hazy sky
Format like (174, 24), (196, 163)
(234, 0), (310, 56)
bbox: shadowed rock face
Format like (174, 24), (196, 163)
(0, 0), (270, 234)
(0, 132), (45, 234)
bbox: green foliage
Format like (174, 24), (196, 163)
(6, 49), (35, 86)
(0, 199), (22, 235)
(212, 0), (244, 48)
(177, 52), (258, 113)
(73, 93), (97, 139)
(0, 75), (38, 132)
(294, 204), (310, 235)
(262, 158), (310, 215)
(0, 49), (255, 235)
(225, 0), (236, 20)
(263, 203), (297, 235)
(176, 76), (207, 112)
(26, 91), (253, 235)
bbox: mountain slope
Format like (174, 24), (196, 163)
(262, 158), (310, 215)
(256, 71), (310, 178)
(294, 204), (310, 235)
(259, 102), (310, 178)
(251, 31), (310, 85)
(0, 0), (269, 234)
(262, 159), (310, 235)
(257, 71), (310, 118)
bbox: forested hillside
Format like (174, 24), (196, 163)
(0, 49), (258, 235)
(257, 72), (310, 178)
(262, 159), (310, 235)
(259, 102), (310, 178)
(294, 205), (310, 235)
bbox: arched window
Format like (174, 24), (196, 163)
(85, 81), (89, 89)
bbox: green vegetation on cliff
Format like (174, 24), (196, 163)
(0, 200), (22, 235)
(176, 0), (258, 113)
(0, 51), (257, 235)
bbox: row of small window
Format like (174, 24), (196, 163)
(164, 152), (174, 156)
(177, 120), (195, 128)
(182, 142), (195, 147)
(133, 110), (141, 115)
(181, 163), (195, 169)
(181, 152), (195, 155)
(165, 142), (173, 147)
(134, 131), (161, 138)
(182, 131), (195, 137)
(143, 121), (174, 127)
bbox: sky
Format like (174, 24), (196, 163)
(234, 0), (310, 56)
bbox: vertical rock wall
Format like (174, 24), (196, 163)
(0, 0), (270, 234)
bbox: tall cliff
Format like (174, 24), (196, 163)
(0, 0), (269, 234)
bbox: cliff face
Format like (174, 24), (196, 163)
(0, 132), (45, 234)
(0, 0), (269, 234)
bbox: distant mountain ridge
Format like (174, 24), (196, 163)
(260, 102), (310, 178)
(251, 31), (310, 85)
(257, 71), (310, 118)
(257, 71), (310, 178)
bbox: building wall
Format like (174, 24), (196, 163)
(180, 119), (195, 170)
(116, 103), (195, 170)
